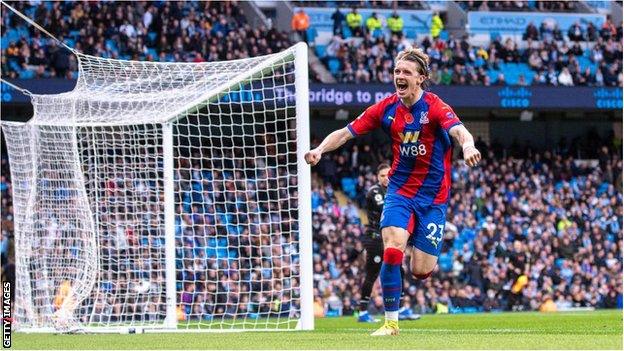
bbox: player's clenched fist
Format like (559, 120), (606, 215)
(463, 145), (481, 167)
(305, 148), (322, 166)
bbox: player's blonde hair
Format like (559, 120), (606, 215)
(395, 47), (430, 82)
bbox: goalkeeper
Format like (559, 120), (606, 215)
(357, 163), (420, 323)
(305, 47), (481, 336)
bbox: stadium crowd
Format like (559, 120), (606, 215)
(457, 1), (582, 12)
(1, 1), (292, 79)
(320, 14), (622, 86)
(2, 1), (622, 87)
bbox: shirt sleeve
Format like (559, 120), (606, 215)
(433, 97), (463, 132)
(346, 100), (385, 137)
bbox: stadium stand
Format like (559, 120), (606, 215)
(3, 1), (621, 87)
(1, 1), (292, 79)
(312, 17), (622, 86)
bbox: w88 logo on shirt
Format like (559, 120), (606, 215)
(398, 131), (427, 157)
(400, 143), (427, 157)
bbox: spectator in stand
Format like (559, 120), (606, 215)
(346, 7), (363, 37)
(524, 22), (539, 41)
(558, 66), (574, 86)
(430, 11), (444, 39)
(365, 12), (382, 36)
(1, 1), (293, 80)
(568, 22), (584, 42)
(601, 16), (618, 41)
(587, 22), (599, 41)
(291, 9), (310, 44)
(331, 7), (345, 36)
(387, 11), (404, 38)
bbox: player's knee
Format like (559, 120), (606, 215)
(382, 247), (404, 265)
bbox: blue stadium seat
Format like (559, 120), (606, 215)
(18, 70), (34, 79)
(340, 177), (356, 198)
(105, 39), (117, 51)
(315, 45), (327, 58)
(577, 56), (597, 74)
(6, 29), (19, 43)
(64, 38), (76, 48)
(487, 70), (500, 83)
(328, 58), (341, 75)
(147, 31), (158, 43)
(341, 25), (352, 39)
(405, 29), (416, 39)
(147, 48), (158, 58)
(306, 27), (318, 43)
(439, 252), (453, 272)
(17, 27), (29, 39)
(0, 36), (7, 51)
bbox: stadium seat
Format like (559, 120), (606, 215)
(577, 56), (597, 74)
(306, 27), (318, 44)
(105, 39), (117, 51)
(328, 58), (341, 75)
(340, 177), (356, 198)
(64, 38), (76, 48)
(342, 25), (352, 39)
(147, 48), (158, 58)
(405, 29), (416, 40)
(147, 31), (158, 43)
(315, 45), (327, 58)
(438, 252), (453, 272)
(18, 70), (34, 79)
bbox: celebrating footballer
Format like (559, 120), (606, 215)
(305, 47), (481, 336)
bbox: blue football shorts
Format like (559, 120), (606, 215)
(379, 192), (447, 257)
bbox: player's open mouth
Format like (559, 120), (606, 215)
(396, 81), (408, 93)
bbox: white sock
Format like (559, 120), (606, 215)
(385, 311), (399, 321)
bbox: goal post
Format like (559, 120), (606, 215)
(1, 42), (313, 333)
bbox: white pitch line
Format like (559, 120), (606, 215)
(338, 328), (537, 334)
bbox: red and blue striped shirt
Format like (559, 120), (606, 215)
(346, 92), (462, 204)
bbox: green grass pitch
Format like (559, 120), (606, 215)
(12, 310), (622, 350)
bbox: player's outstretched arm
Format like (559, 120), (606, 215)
(449, 125), (481, 167)
(305, 127), (354, 166)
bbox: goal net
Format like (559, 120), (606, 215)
(1, 43), (312, 333)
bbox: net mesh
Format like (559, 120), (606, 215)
(2, 45), (306, 332)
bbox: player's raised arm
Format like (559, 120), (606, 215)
(449, 124), (481, 167)
(304, 127), (354, 166)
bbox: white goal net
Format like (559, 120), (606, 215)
(1, 43), (312, 333)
